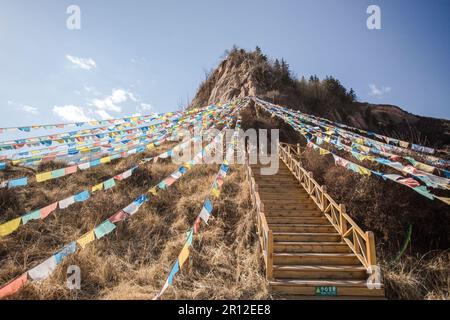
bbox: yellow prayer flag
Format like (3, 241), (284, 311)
(415, 163), (435, 173)
(178, 244), (190, 268)
(147, 143), (155, 150)
(0, 217), (22, 237)
(92, 183), (104, 192)
(36, 171), (52, 183)
(319, 149), (330, 156)
(210, 188), (220, 198)
(399, 141), (409, 148)
(357, 166), (371, 176)
(360, 146), (370, 153)
(148, 187), (158, 196)
(436, 197), (450, 206)
(100, 156), (111, 164)
(77, 230), (95, 249)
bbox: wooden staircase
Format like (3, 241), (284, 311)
(245, 144), (385, 299)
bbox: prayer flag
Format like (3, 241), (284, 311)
(74, 190), (90, 202)
(94, 220), (117, 239)
(103, 178), (116, 190)
(0, 217), (22, 237)
(0, 273), (28, 299)
(40, 202), (58, 219)
(28, 256), (57, 281)
(22, 210), (41, 225)
(54, 242), (77, 265)
(77, 231), (95, 249)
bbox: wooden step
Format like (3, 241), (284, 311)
(266, 209), (323, 217)
(258, 185), (304, 191)
(254, 175), (296, 179)
(269, 279), (385, 297)
(273, 265), (367, 280)
(253, 169), (294, 173)
(263, 198), (315, 204)
(265, 203), (317, 210)
(266, 217), (328, 224)
(273, 253), (360, 265)
(273, 232), (341, 242)
(274, 242), (352, 253)
(254, 171), (295, 175)
(270, 224), (335, 233)
(256, 185), (300, 189)
(258, 193), (310, 199)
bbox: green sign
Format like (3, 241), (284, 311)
(315, 286), (337, 296)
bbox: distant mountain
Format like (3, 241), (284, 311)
(190, 47), (450, 150)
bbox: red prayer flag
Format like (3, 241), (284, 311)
(0, 273), (28, 299)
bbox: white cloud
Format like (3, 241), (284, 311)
(140, 103), (152, 111)
(53, 105), (93, 122)
(21, 105), (39, 115)
(134, 103), (152, 116)
(53, 88), (149, 122)
(95, 109), (113, 120)
(89, 89), (136, 113)
(66, 55), (97, 70)
(7, 100), (13, 106)
(368, 84), (392, 97)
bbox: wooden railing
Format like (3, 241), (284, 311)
(244, 152), (273, 280)
(279, 142), (378, 269)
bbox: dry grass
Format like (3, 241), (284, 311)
(382, 251), (449, 300)
(0, 143), (268, 300)
(1, 123), (448, 300)
(299, 148), (450, 300)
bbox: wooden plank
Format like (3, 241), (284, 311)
(273, 232), (341, 242)
(273, 253), (360, 266)
(273, 265), (367, 280)
(273, 242), (352, 253)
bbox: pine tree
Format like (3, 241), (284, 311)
(348, 88), (356, 102)
(280, 58), (291, 84)
(274, 59), (281, 71)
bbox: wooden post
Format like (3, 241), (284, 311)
(267, 230), (274, 280)
(308, 172), (314, 194)
(321, 186), (327, 212)
(366, 231), (377, 266)
(297, 143), (300, 155)
(340, 204), (347, 237)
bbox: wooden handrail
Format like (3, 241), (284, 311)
(278, 143), (378, 269)
(244, 150), (273, 280)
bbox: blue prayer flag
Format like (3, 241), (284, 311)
(204, 198), (213, 213)
(54, 242), (77, 264)
(8, 177), (28, 188)
(168, 261), (180, 285)
(74, 190), (90, 202)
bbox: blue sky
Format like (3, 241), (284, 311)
(0, 0), (449, 131)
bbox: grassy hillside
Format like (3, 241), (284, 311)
(0, 143), (268, 299)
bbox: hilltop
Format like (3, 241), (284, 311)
(191, 47), (450, 150)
